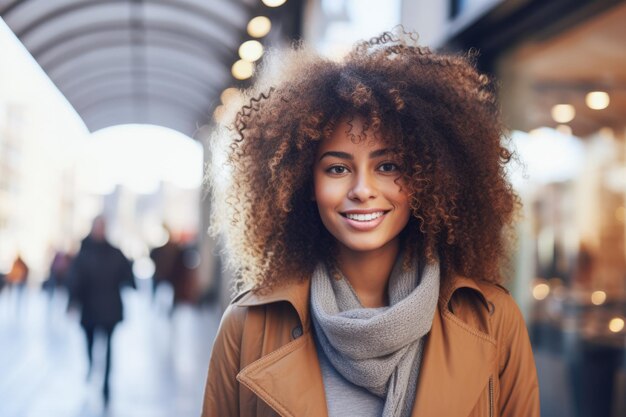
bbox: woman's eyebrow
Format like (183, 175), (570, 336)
(318, 148), (394, 161)
(319, 151), (352, 161)
(369, 148), (393, 158)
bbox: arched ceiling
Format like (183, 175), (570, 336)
(0, 0), (302, 137)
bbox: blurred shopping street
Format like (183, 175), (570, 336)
(0, 284), (220, 417)
(1, 0), (626, 416)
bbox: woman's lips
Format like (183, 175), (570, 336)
(340, 210), (388, 231)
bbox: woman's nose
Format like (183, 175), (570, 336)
(347, 171), (377, 201)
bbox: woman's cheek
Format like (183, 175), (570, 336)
(314, 178), (344, 206)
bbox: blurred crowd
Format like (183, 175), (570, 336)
(0, 214), (205, 409)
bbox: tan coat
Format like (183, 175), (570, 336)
(202, 275), (540, 417)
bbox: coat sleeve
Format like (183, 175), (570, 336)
(201, 303), (248, 417)
(495, 292), (541, 417)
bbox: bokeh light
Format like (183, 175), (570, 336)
(262, 0), (287, 7)
(609, 318), (625, 333)
(247, 16), (272, 38)
(585, 91), (610, 110)
(551, 104), (575, 123)
(239, 40), (264, 62)
(220, 87), (240, 105)
(231, 59), (254, 80)
(591, 291), (606, 305)
(533, 283), (550, 300)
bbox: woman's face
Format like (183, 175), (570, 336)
(313, 116), (411, 255)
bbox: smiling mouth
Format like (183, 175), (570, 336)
(340, 211), (389, 222)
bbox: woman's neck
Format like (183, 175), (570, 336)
(335, 238), (400, 308)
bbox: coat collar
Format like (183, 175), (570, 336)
(236, 274), (496, 417)
(236, 273), (491, 328)
(236, 277), (312, 330)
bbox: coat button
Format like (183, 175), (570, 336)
(291, 325), (303, 339)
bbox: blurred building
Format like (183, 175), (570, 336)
(1, 1), (306, 306)
(0, 0), (624, 416)
(396, 1), (626, 416)
(0, 24), (89, 282)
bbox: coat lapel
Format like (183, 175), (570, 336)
(237, 332), (328, 417)
(411, 303), (497, 416)
(236, 278), (326, 417)
(236, 275), (496, 417)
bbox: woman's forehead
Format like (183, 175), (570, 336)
(318, 115), (392, 151)
(315, 135), (391, 162)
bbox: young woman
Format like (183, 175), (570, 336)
(202, 30), (539, 417)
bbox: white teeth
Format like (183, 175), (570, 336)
(345, 212), (384, 222)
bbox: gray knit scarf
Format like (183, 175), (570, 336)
(310, 257), (440, 417)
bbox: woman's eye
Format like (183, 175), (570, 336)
(378, 163), (399, 172)
(327, 166), (348, 174)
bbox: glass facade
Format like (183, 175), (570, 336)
(496, 3), (626, 416)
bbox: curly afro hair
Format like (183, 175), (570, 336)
(207, 29), (519, 293)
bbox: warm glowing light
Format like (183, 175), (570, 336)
(591, 291), (606, 305)
(585, 91), (610, 110)
(555, 125), (572, 136)
(231, 60), (254, 80)
(532, 283), (550, 300)
(220, 87), (240, 105)
(247, 16), (271, 38)
(262, 0), (287, 7)
(239, 40), (264, 62)
(551, 104), (575, 123)
(609, 317), (625, 333)
(213, 105), (225, 123)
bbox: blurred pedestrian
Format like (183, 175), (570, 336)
(5, 253), (29, 316)
(68, 215), (135, 407)
(6, 253), (29, 286)
(43, 250), (73, 296)
(172, 240), (200, 306)
(203, 29), (539, 417)
(149, 225), (182, 302)
(150, 229), (201, 315)
(43, 249), (74, 319)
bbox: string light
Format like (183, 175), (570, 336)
(262, 0), (287, 7)
(591, 291), (606, 305)
(220, 88), (240, 105)
(231, 60), (254, 80)
(551, 104), (575, 123)
(239, 40), (264, 62)
(213, 105), (226, 123)
(609, 317), (624, 333)
(247, 16), (271, 38)
(585, 91), (610, 110)
(532, 283), (550, 300)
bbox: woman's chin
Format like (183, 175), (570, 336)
(336, 236), (399, 256)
